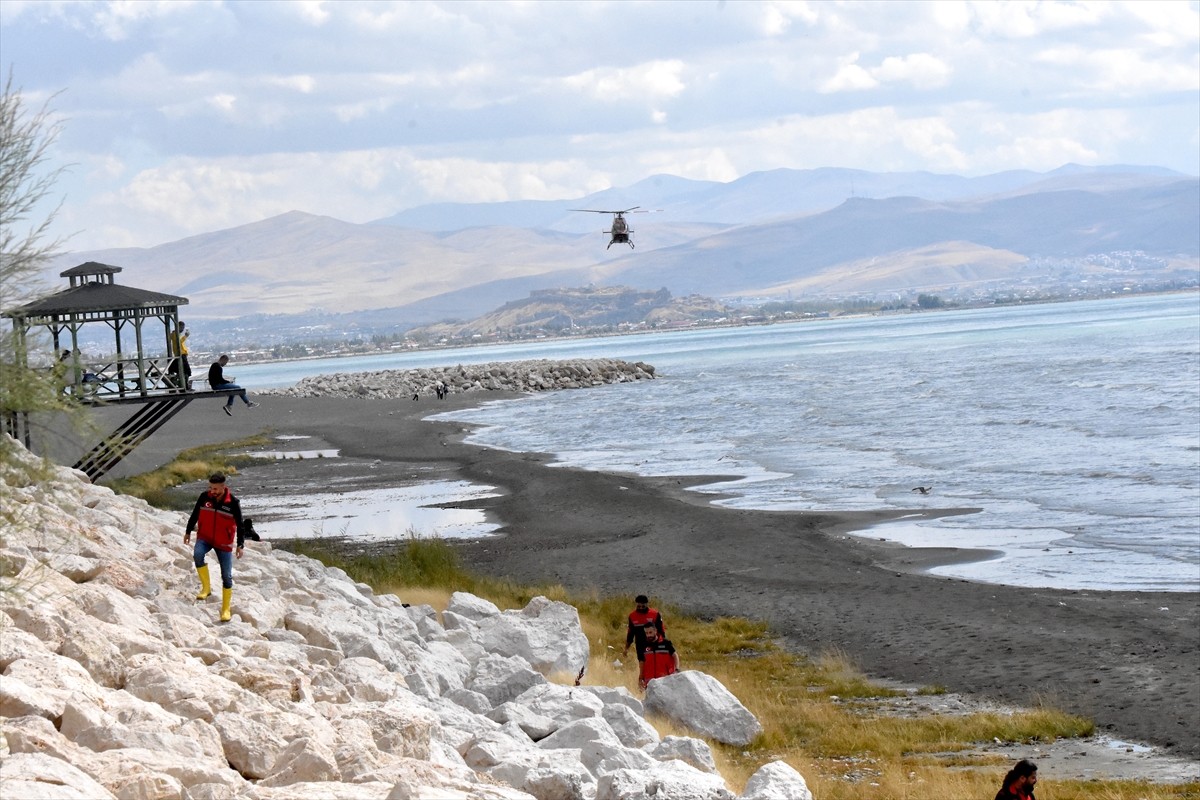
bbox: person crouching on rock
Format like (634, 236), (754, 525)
(184, 472), (246, 622)
(638, 624), (679, 691)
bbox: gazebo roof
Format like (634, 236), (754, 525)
(60, 261), (122, 279)
(3, 270), (187, 319)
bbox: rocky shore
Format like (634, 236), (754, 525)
(266, 358), (656, 400)
(0, 440), (811, 800)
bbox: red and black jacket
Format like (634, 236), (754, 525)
(625, 607), (666, 658)
(639, 638), (677, 688)
(186, 488), (244, 552)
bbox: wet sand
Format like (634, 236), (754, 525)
(78, 392), (1200, 764)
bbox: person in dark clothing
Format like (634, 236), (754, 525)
(638, 624), (679, 690)
(207, 354), (257, 415)
(994, 759), (1037, 800)
(185, 473), (246, 622)
(622, 594), (665, 663)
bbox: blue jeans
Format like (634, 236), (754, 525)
(214, 382), (250, 407)
(193, 539), (234, 588)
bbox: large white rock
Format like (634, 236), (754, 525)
(335, 699), (442, 761)
(0, 751), (117, 800)
(467, 654), (547, 706)
(580, 685), (642, 716)
(513, 757), (596, 800)
(601, 703), (660, 748)
(739, 760), (813, 800)
(0, 673), (68, 720)
(510, 683), (603, 728)
(447, 592), (501, 621)
(446, 687), (493, 715)
(213, 710), (288, 779)
(258, 736), (341, 787)
(330, 657), (409, 702)
(649, 735), (717, 774)
(3, 714), (85, 763)
(0, 626), (51, 670)
(486, 701), (559, 741)
(536, 716), (622, 754)
(596, 759), (734, 800)
(60, 622), (127, 688)
(473, 597), (589, 679)
(643, 671), (762, 746)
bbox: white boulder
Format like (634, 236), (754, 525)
(474, 597), (589, 679)
(643, 671), (762, 746)
(739, 760), (813, 800)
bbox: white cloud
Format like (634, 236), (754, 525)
(1035, 46), (1200, 94)
(292, 1), (331, 26)
(819, 54), (879, 93)
(873, 53), (952, 90)
(89, 0), (205, 41)
(758, 1), (818, 36)
(3, 0), (1195, 250)
(264, 75), (317, 94)
(970, 0), (1106, 39)
(563, 60), (687, 102)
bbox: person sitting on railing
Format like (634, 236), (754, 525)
(207, 354), (258, 416)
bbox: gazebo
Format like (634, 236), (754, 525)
(3, 262), (238, 480)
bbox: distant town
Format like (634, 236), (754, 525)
(186, 265), (1195, 367)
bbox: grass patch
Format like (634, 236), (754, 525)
(107, 434), (272, 509)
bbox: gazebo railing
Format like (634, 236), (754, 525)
(66, 355), (187, 399)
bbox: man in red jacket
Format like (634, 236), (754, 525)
(622, 594), (666, 664)
(638, 624), (679, 690)
(184, 473), (245, 622)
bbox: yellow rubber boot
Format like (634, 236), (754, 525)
(195, 565), (211, 600)
(220, 588), (232, 622)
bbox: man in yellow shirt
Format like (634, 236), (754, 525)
(170, 321), (192, 389)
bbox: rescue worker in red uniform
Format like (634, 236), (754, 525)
(638, 624), (679, 690)
(994, 759), (1037, 800)
(622, 594), (665, 664)
(184, 473), (245, 622)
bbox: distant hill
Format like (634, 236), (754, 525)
(407, 286), (732, 341)
(45, 165), (1198, 329)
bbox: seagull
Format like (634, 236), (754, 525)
(911, 486), (933, 495)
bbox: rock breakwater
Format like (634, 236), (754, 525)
(265, 358), (656, 400)
(0, 440), (811, 800)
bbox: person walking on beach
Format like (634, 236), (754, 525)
(994, 759), (1037, 800)
(638, 624), (679, 690)
(170, 321), (192, 389)
(207, 354), (257, 415)
(184, 473), (247, 622)
(622, 594), (666, 664)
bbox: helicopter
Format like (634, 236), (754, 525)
(571, 206), (652, 249)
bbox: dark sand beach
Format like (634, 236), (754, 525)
(79, 392), (1200, 763)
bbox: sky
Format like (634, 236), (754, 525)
(2, 0), (1198, 252)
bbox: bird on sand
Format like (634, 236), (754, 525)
(911, 486), (933, 495)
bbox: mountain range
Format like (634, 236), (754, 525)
(44, 164), (1199, 328)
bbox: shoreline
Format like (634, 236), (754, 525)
(78, 392), (1200, 765)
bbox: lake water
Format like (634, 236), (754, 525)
(242, 293), (1200, 592)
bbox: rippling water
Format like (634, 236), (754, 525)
(241, 293), (1199, 591)
(422, 294), (1200, 592)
